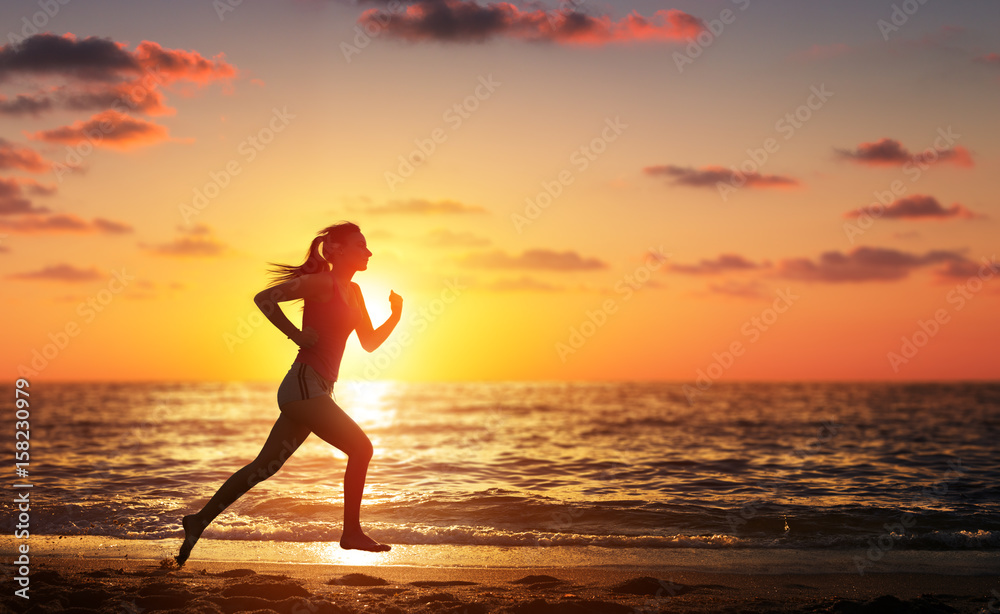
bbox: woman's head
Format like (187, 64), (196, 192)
(317, 222), (371, 273)
(267, 221), (370, 285)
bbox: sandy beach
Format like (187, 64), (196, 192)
(4, 556), (999, 613)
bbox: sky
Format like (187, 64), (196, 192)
(1, 0), (998, 383)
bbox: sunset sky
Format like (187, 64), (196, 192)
(2, 0), (997, 383)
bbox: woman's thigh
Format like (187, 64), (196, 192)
(279, 395), (371, 457)
(254, 412), (312, 466)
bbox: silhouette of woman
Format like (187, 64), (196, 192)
(176, 222), (400, 565)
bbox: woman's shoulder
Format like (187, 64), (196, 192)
(297, 271), (335, 301)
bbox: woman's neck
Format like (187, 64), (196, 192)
(328, 263), (355, 285)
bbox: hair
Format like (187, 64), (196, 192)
(266, 221), (361, 287)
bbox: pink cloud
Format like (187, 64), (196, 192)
(29, 109), (174, 149)
(844, 195), (982, 221)
(0, 138), (51, 172)
(358, 0), (703, 45)
(835, 138), (973, 168)
(0, 177), (52, 215)
(0, 34), (237, 138)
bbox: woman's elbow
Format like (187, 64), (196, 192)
(254, 290), (278, 314)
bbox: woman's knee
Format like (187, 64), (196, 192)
(350, 436), (374, 462)
(247, 456), (285, 483)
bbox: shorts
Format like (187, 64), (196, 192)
(276, 362), (334, 408)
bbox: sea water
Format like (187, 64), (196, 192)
(4, 380), (998, 573)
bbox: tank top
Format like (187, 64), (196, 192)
(293, 274), (361, 382)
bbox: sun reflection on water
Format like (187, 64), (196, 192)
(305, 541), (409, 566)
(335, 380), (398, 430)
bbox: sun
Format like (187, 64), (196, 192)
(353, 275), (394, 325)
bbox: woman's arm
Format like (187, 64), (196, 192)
(253, 274), (332, 347)
(352, 283), (402, 352)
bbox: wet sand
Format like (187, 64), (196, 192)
(3, 557), (998, 613)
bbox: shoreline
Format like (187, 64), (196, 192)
(9, 536), (1000, 576)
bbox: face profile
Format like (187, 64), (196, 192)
(328, 231), (372, 273)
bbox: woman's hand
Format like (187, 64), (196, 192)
(292, 326), (319, 349)
(389, 290), (403, 316)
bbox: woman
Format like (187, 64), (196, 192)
(176, 221), (400, 565)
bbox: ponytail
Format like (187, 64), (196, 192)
(266, 221), (360, 287)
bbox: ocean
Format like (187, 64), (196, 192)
(5, 380), (999, 573)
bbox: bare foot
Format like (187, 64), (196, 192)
(175, 514), (206, 566)
(340, 530), (391, 552)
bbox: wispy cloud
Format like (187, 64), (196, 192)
(139, 224), (227, 257)
(703, 279), (769, 300)
(643, 164), (799, 190)
(834, 138), (973, 168)
(358, 1), (703, 45)
(0, 138), (52, 172)
(0, 213), (133, 234)
(775, 247), (966, 283)
(0, 177), (52, 215)
(354, 198), (489, 215)
(29, 110), (177, 149)
(844, 195), (982, 221)
(6, 263), (104, 282)
(0, 34), (237, 109)
(422, 228), (492, 247)
(0, 33), (237, 160)
(460, 248), (607, 271)
(484, 275), (561, 291)
(669, 254), (770, 275)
